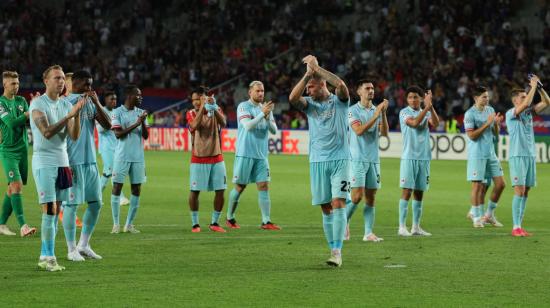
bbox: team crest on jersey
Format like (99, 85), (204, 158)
(18, 105), (24, 111)
(8, 171), (14, 178)
(348, 112), (352, 118)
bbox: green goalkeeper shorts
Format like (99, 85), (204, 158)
(0, 152), (28, 185)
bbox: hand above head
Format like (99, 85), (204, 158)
(529, 74), (540, 89)
(424, 90), (433, 110)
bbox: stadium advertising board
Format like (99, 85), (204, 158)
(141, 128), (550, 162)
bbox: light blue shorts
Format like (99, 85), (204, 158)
(190, 162), (227, 191)
(232, 156), (270, 184)
(100, 150), (114, 176)
(350, 161), (381, 189)
(399, 159), (430, 191)
(32, 167), (70, 204)
(67, 164), (102, 204)
(509, 156), (536, 187)
(113, 161), (146, 185)
(309, 160), (349, 205)
(467, 158), (503, 182)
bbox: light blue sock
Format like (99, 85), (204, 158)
(474, 205), (484, 220)
(332, 208), (346, 250)
(100, 175), (110, 192)
(412, 200), (422, 226)
(80, 201), (101, 247)
(346, 199), (358, 222)
(41, 214), (55, 257)
(486, 200), (497, 217)
(520, 196), (527, 224)
(211, 211), (221, 225)
(191, 211), (199, 226)
(111, 195), (120, 225)
(469, 205), (476, 216)
(363, 205), (375, 235)
(62, 204), (78, 251)
(125, 195), (140, 226)
(258, 190), (271, 224)
(226, 189), (241, 220)
(322, 212), (334, 249)
(399, 199), (409, 227)
(512, 195), (522, 227)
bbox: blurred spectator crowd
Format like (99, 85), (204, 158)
(1, 0), (549, 130)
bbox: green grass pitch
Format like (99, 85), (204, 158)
(1, 151), (550, 306)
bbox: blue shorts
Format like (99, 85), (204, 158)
(467, 158), (503, 182)
(67, 164), (102, 204)
(32, 167), (70, 204)
(113, 161), (146, 185)
(190, 162), (227, 191)
(232, 156), (270, 184)
(309, 160), (349, 205)
(509, 156), (536, 187)
(100, 150), (114, 176)
(350, 161), (380, 189)
(399, 159), (430, 191)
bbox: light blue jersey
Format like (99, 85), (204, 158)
(464, 105), (497, 159)
(235, 100), (272, 159)
(29, 94), (73, 168)
(65, 94), (97, 165)
(111, 105), (148, 163)
(399, 106), (431, 160)
(304, 94), (350, 163)
(348, 102), (380, 163)
(506, 107), (536, 157)
(98, 106), (117, 155)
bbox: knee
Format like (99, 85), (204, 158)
(131, 186), (141, 196)
(235, 184), (246, 194)
(9, 182), (22, 194)
(401, 189), (412, 200)
(257, 182), (268, 191)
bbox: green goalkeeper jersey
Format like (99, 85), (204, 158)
(0, 95), (29, 157)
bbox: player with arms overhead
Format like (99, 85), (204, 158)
(397, 86), (439, 237)
(289, 55), (350, 267)
(506, 75), (550, 236)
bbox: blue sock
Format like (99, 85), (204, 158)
(486, 200), (497, 217)
(332, 208), (346, 250)
(111, 195), (120, 225)
(100, 175), (110, 192)
(346, 199), (358, 222)
(512, 195), (522, 228)
(62, 204), (78, 251)
(211, 211), (221, 225)
(399, 199), (409, 227)
(258, 190), (271, 224)
(412, 200), (422, 226)
(363, 205), (375, 235)
(191, 211), (199, 226)
(226, 189), (240, 220)
(80, 201), (101, 247)
(125, 195), (140, 226)
(322, 212), (334, 249)
(520, 196), (527, 224)
(474, 205), (484, 220)
(41, 214), (55, 257)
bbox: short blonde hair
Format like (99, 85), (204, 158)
(42, 65), (63, 80)
(2, 71), (18, 79)
(248, 80), (264, 89)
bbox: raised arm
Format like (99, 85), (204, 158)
(535, 87), (550, 114)
(0, 106), (28, 129)
(89, 91), (111, 130)
(189, 105), (206, 131)
(493, 113), (503, 135)
(379, 100), (389, 137)
(240, 102), (273, 131)
(303, 55), (349, 102)
(32, 98), (84, 140)
(289, 73), (312, 110)
(267, 111), (277, 134)
(141, 113), (149, 140)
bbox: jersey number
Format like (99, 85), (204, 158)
(340, 181), (350, 192)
